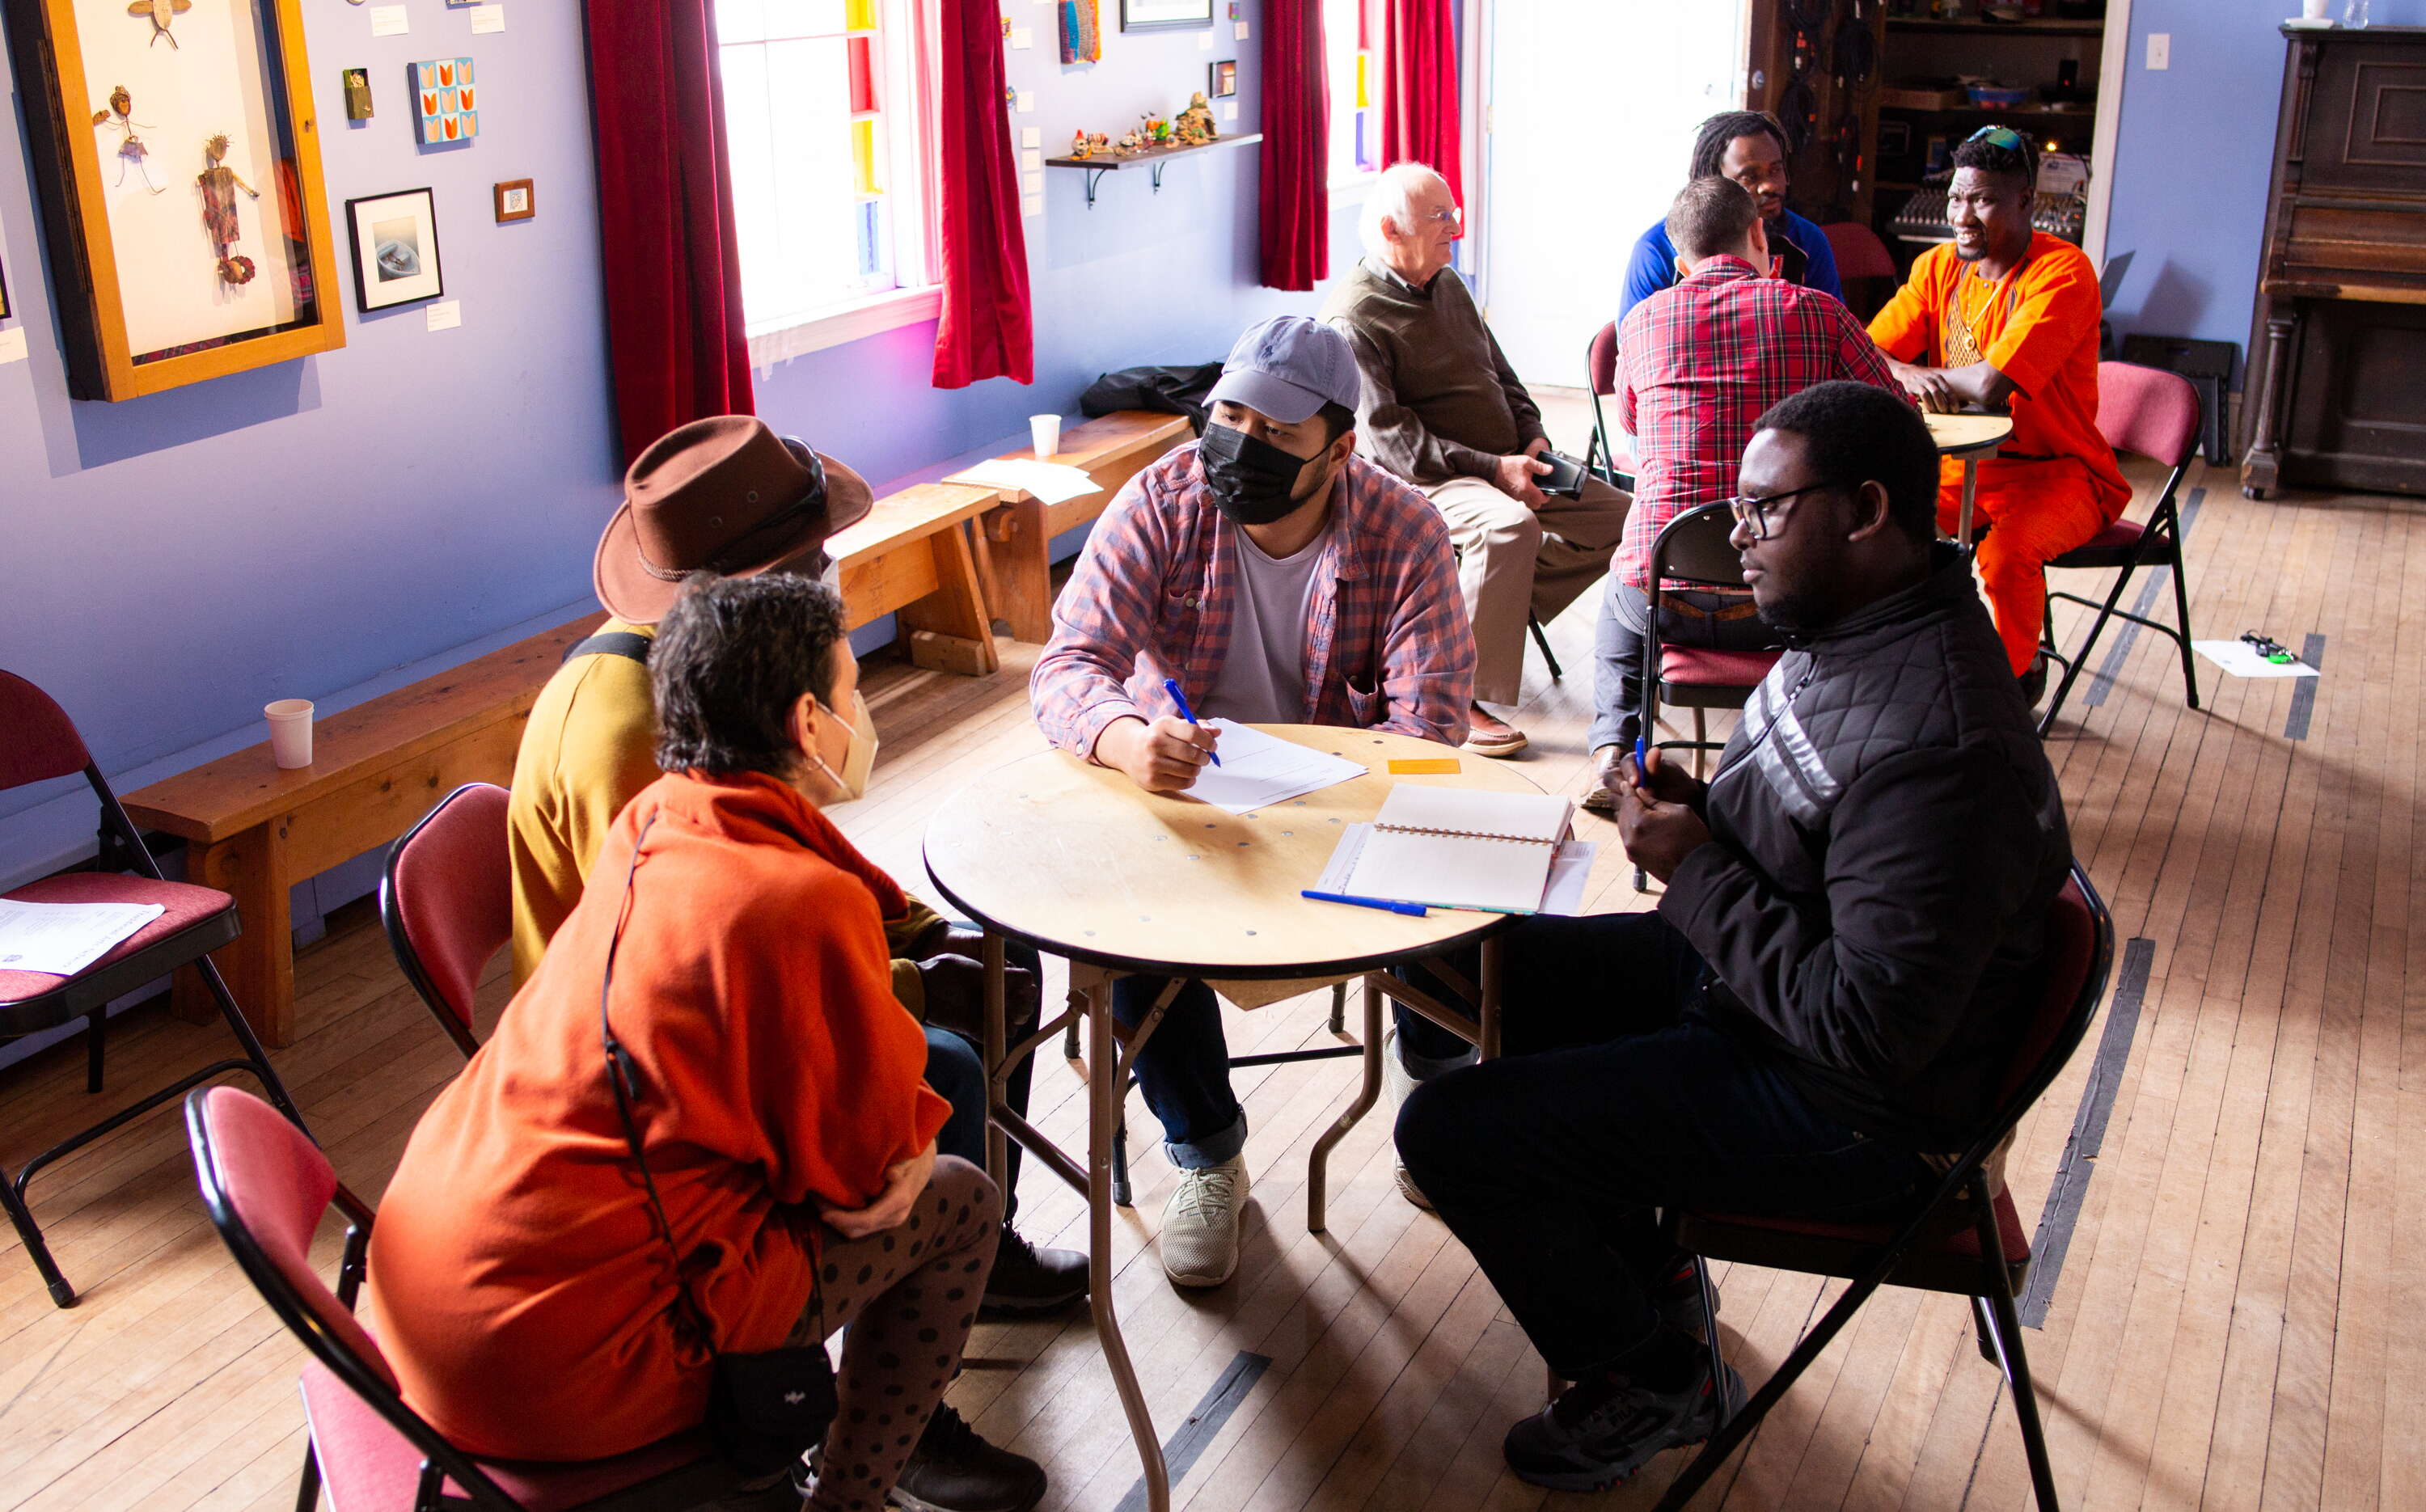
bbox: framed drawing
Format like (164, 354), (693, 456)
(1119, 0), (1212, 32)
(1210, 60), (1237, 99)
(344, 188), (442, 312)
(492, 179), (534, 223)
(1, 0), (344, 400)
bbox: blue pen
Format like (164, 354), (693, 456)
(1634, 735), (1650, 784)
(1301, 889), (1428, 918)
(1162, 678), (1222, 767)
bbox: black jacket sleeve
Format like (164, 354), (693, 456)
(1655, 745), (2046, 1089)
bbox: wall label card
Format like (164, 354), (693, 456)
(0, 327), (27, 366)
(370, 5), (409, 36)
(425, 299), (462, 332)
(469, 6), (505, 33)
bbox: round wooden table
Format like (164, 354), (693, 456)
(923, 724), (1550, 1512)
(1926, 411), (2014, 547)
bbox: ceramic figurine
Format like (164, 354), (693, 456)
(1140, 112), (1170, 144)
(1114, 128), (1144, 154)
(129, 0), (192, 49)
(91, 85), (166, 193)
(1173, 91), (1218, 146)
(197, 133), (262, 285)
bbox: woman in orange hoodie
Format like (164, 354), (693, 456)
(368, 573), (1046, 1512)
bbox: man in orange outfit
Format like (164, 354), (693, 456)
(1868, 127), (2128, 702)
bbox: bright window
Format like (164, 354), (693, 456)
(716, 0), (935, 335)
(1324, 0), (1383, 184)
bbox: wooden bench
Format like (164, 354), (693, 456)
(946, 411), (1193, 642)
(121, 615), (606, 1047)
(829, 481), (1004, 676)
(117, 481), (1009, 1047)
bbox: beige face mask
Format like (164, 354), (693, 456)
(806, 690), (879, 804)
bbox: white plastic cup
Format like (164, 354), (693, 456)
(2304, 0), (2331, 16)
(265, 699), (314, 769)
(1029, 413), (1062, 458)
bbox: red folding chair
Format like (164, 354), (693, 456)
(187, 1084), (740, 1512)
(1583, 321), (1636, 491)
(379, 783), (513, 1058)
(1820, 220), (1898, 320)
(2037, 361), (2202, 737)
(1652, 865), (2116, 1512)
(1, 669), (308, 1307)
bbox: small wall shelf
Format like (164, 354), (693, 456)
(1045, 133), (1264, 209)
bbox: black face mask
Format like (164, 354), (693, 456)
(1199, 422), (1319, 526)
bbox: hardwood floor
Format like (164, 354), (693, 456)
(3, 446), (2420, 1510)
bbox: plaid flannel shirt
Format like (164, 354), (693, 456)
(1031, 445), (1475, 758)
(1614, 256), (1908, 589)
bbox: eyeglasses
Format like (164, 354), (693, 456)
(1418, 206), (1463, 229)
(1965, 125), (2027, 152)
(1726, 480), (1844, 540)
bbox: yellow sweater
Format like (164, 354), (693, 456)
(505, 619), (941, 1003)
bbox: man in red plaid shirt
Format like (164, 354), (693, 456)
(1583, 177), (1907, 812)
(1031, 314), (1473, 1292)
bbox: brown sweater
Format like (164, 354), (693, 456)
(1319, 258), (1547, 488)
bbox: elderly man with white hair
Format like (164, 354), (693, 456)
(1320, 161), (1630, 756)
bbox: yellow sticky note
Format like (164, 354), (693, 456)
(1388, 758), (1460, 775)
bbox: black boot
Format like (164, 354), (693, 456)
(891, 1404), (1046, 1512)
(980, 1224), (1086, 1315)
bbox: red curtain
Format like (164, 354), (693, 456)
(583, 0), (754, 467)
(1259, 0), (1329, 291)
(1380, 0), (1460, 204)
(932, 0), (1033, 387)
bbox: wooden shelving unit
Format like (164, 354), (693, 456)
(1886, 16), (2104, 37)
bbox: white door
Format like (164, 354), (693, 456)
(1475, 0), (1751, 389)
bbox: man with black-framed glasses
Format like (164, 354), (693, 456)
(1583, 175), (1906, 814)
(1394, 382), (2071, 1493)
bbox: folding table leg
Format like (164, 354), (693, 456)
(1307, 977), (1384, 1232)
(1083, 968), (1170, 1510)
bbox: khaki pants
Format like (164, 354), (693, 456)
(1423, 475), (1632, 706)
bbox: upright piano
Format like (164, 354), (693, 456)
(2242, 24), (2426, 499)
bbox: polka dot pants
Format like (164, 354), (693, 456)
(789, 1155), (1000, 1512)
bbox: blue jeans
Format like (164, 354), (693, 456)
(1587, 577), (1776, 754)
(1109, 977), (1247, 1170)
(1393, 912), (1932, 1379)
(921, 942), (1042, 1220)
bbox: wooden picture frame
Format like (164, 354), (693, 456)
(1120, 0), (1214, 32)
(1211, 60), (1238, 99)
(1, 0), (345, 401)
(344, 188), (443, 312)
(493, 178), (535, 223)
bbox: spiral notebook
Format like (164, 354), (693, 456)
(1321, 785), (1576, 914)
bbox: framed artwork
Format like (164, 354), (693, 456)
(492, 178), (534, 223)
(1119, 0), (1213, 32)
(1210, 60), (1237, 99)
(0, 250), (10, 321)
(344, 188), (442, 312)
(411, 57), (478, 145)
(342, 67), (374, 120)
(0, 0), (344, 400)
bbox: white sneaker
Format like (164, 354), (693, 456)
(1159, 1155), (1248, 1287)
(1384, 1031), (1435, 1211)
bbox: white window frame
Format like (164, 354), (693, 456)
(1325, 0), (1384, 194)
(721, 0), (946, 368)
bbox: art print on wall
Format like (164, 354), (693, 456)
(1119, 0), (1213, 32)
(410, 57), (478, 145)
(0, 0), (344, 399)
(493, 178), (533, 222)
(344, 187), (443, 311)
(1211, 59), (1236, 98)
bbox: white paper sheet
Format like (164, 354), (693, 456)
(1182, 720), (1367, 814)
(954, 458), (1103, 505)
(0, 899), (163, 978)
(2192, 640), (2318, 678)
(1312, 826), (1591, 915)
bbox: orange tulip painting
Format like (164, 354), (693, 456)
(410, 57), (479, 146)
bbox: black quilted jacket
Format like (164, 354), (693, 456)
(1658, 544), (2072, 1150)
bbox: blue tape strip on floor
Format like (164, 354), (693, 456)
(2283, 634), (2327, 741)
(2082, 488), (2204, 709)
(1115, 1350), (1272, 1512)
(2018, 935), (2154, 1328)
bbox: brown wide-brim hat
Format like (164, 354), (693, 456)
(594, 414), (876, 625)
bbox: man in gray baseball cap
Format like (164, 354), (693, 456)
(1029, 313), (1476, 1290)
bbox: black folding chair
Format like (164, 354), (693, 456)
(1653, 865), (2115, 1512)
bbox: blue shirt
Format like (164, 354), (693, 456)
(1617, 207), (1842, 325)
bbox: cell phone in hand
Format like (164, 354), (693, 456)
(1533, 449), (1587, 500)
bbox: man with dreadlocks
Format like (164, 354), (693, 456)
(1617, 111), (1842, 321)
(1869, 126), (2128, 705)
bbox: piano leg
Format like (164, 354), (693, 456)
(2242, 311), (2297, 500)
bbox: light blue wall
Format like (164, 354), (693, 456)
(0, 0), (1368, 888)
(2103, 3), (2426, 382)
